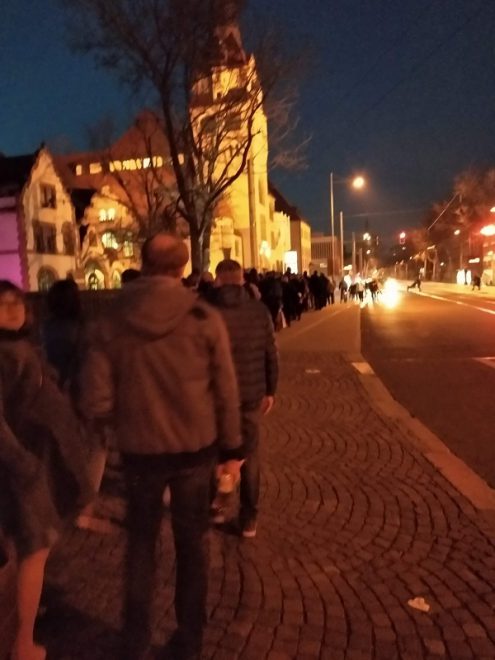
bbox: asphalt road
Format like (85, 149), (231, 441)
(362, 283), (495, 489)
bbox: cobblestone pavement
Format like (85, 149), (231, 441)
(40, 347), (495, 660)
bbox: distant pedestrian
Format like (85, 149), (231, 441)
(42, 279), (85, 396)
(356, 278), (365, 303)
(472, 274), (481, 291)
(407, 274), (422, 291)
(197, 271), (215, 299)
(42, 280), (107, 533)
(338, 278), (348, 303)
(260, 273), (283, 327)
(209, 260), (279, 538)
(282, 275), (300, 325)
(80, 234), (243, 660)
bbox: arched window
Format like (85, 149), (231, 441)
(123, 232), (135, 257)
(37, 267), (57, 292)
(112, 271), (122, 289)
(85, 267), (105, 290)
(101, 231), (119, 250)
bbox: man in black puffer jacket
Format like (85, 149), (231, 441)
(209, 259), (279, 538)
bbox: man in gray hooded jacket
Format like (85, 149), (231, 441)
(80, 234), (242, 660)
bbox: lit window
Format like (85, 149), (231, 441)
(109, 160), (122, 172)
(40, 184), (56, 209)
(123, 235), (134, 257)
(107, 208), (116, 221)
(122, 159), (137, 171)
(143, 157), (151, 169)
(152, 156), (164, 168)
(99, 209), (107, 222)
(89, 162), (103, 174)
(101, 231), (119, 250)
(75, 164), (83, 176)
(112, 271), (122, 289)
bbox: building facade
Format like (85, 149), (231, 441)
(0, 149), (78, 291)
(310, 232), (341, 276)
(0, 15), (309, 289)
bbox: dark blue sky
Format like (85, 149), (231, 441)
(1, 0), (495, 238)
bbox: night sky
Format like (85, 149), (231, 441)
(2, 0), (495, 240)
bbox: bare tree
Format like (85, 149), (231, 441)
(65, 0), (305, 270)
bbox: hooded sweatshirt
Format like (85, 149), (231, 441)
(80, 276), (241, 458)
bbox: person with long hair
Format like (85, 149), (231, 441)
(0, 281), (92, 660)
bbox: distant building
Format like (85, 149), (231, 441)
(310, 232), (341, 276)
(0, 14), (307, 289)
(0, 148), (79, 291)
(269, 183), (312, 274)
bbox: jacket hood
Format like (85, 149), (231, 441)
(210, 284), (250, 309)
(114, 277), (198, 339)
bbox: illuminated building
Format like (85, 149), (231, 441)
(0, 148), (79, 291)
(268, 183), (312, 274)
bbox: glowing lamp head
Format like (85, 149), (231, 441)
(480, 224), (495, 237)
(454, 229), (461, 236)
(352, 176), (366, 190)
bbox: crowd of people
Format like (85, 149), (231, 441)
(183, 267), (380, 331)
(0, 235), (280, 660)
(0, 239), (385, 660)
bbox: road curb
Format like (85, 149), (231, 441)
(351, 357), (495, 518)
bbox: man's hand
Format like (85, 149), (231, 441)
(261, 395), (275, 416)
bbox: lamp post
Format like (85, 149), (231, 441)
(329, 173), (366, 280)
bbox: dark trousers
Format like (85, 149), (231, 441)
(122, 453), (213, 655)
(239, 405), (261, 524)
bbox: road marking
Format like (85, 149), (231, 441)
(415, 291), (495, 316)
(474, 358), (495, 370)
(352, 361), (375, 375)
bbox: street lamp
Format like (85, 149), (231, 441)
(480, 224), (495, 237)
(329, 173), (367, 280)
(352, 176), (366, 190)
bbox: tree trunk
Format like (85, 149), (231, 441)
(189, 224), (203, 273)
(201, 225), (212, 273)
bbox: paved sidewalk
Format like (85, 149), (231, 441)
(40, 309), (495, 660)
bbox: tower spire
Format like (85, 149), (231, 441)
(212, 0), (246, 66)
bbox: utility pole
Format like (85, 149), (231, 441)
(352, 232), (356, 274)
(329, 173), (335, 279)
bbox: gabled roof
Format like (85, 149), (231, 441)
(268, 181), (303, 222)
(0, 153), (38, 194)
